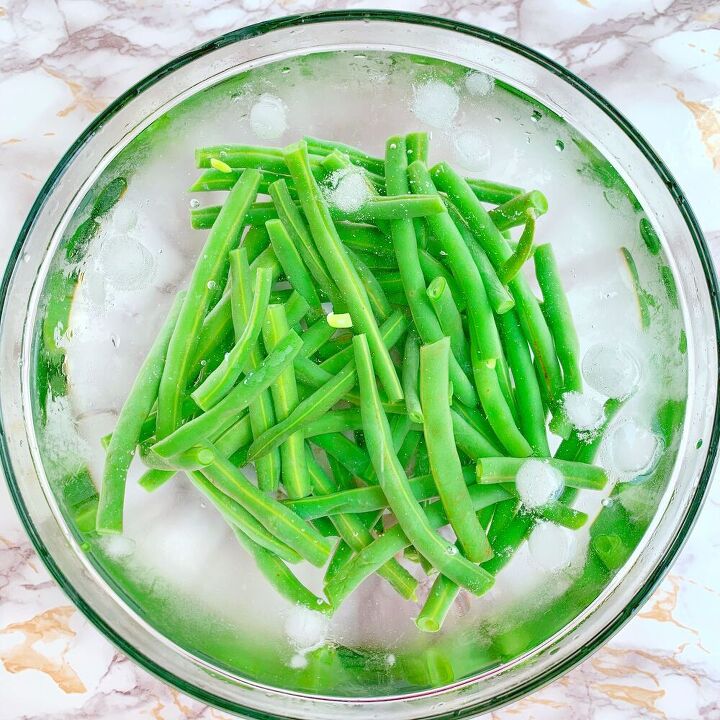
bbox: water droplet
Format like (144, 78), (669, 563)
(190, 198), (200, 208)
(22, 252), (31, 263)
(601, 497), (613, 507)
(555, 139), (565, 152)
(445, 545), (458, 555)
(531, 109), (542, 122)
(207, 280), (217, 290)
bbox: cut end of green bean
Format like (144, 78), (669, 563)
(210, 158), (233, 173)
(327, 312), (353, 329)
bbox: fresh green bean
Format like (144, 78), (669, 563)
(447, 205), (514, 315)
(489, 191), (548, 231)
(374, 272), (404, 296)
(384, 136), (477, 408)
(450, 409), (502, 459)
(187, 470), (300, 564)
(496, 309), (550, 456)
(311, 433), (373, 484)
(262, 304), (311, 499)
(299, 318), (336, 359)
(335, 223), (393, 258)
(346, 247), (392, 320)
(476, 457), (607, 490)
(406, 132), (429, 164)
(319, 150), (386, 195)
(497, 211), (536, 284)
(426, 276), (471, 372)
(417, 249), (466, 311)
(537, 502), (588, 529)
(534, 243), (582, 393)
(152, 330), (302, 459)
(415, 575), (459, 632)
(138, 468), (174, 492)
(97, 292), (185, 533)
(402, 331), (424, 424)
(421, 338), (492, 563)
(284, 140), (403, 401)
(157, 169), (261, 438)
(325, 482), (509, 604)
(230, 248), (281, 492)
(430, 162), (564, 406)
(191, 266), (273, 410)
(352, 334), (495, 595)
(304, 410), (364, 437)
(305, 449), (417, 600)
(325, 540), (354, 584)
(465, 177), (524, 205)
(304, 136), (386, 175)
(199, 448), (330, 567)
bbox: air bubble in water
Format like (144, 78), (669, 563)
(249, 94), (287, 140)
(582, 343), (641, 399)
(411, 80), (459, 128)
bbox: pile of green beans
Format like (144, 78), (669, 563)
(98, 133), (611, 632)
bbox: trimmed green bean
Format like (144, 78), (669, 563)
(489, 191), (548, 231)
(335, 223), (393, 258)
(97, 292), (185, 533)
(352, 334), (495, 595)
(262, 304), (311, 499)
(152, 330), (303, 459)
(138, 468), (173, 492)
(199, 448), (330, 567)
(311, 433), (373, 484)
(325, 540), (354, 584)
(402, 331), (424, 424)
(497, 212), (536, 284)
(535, 243), (582, 393)
(191, 266), (273, 410)
(157, 169), (261, 438)
(284, 140), (403, 402)
(406, 132), (429, 164)
(304, 409), (364, 437)
(416, 575), (459, 632)
(421, 338), (492, 563)
(450, 409), (502, 459)
(417, 249), (466, 311)
(346, 247), (392, 320)
(466, 177), (525, 205)
(426, 276), (471, 373)
(304, 136), (386, 175)
(476, 457), (607, 490)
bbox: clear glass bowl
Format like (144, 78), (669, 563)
(2, 11), (718, 719)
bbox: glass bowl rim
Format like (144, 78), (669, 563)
(2, 9), (719, 718)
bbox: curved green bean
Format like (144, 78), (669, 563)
(426, 276), (471, 372)
(402, 331), (424, 424)
(489, 191), (548, 231)
(498, 212), (536, 285)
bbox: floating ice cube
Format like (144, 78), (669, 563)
(607, 419), (661, 477)
(465, 71), (495, 97)
(528, 521), (574, 571)
(289, 653), (308, 669)
(326, 168), (370, 213)
(249, 94), (287, 140)
(284, 607), (328, 653)
(96, 235), (156, 292)
(516, 459), (564, 509)
(411, 80), (459, 128)
(453, 129), (491, 171)
(562, 391), (605, 431)
(582, 343), (641, 399)
(100, 534), (135, 561)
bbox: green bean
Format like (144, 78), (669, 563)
(421, 338), (492, 563)
(186, 470), (300, 564)
(311, 433), (373, 484)
(305, 450), (417, 600)
(406, 132), (429, 164)
(397, 429), (421, 472)
(534, 243), (582, 393)
(620, 246), (652, 329)
(189, 168), (296, 195)
(639, 217), (661, 255)
(450, 409), (502, 459)
(497, 212), (536, 284)
(139, 441), (217, 471)
(430, 162), (564, 406)
(348, 249), (398, 271)
(476, 457), (607, 490)
(338, 196), (444, 222)
(97, 292), (185, 533)
(336, 223), (394, 259)
(384, 136), (477, 408)
(426, 276), (471, 372)
(319, 150), (386, 195)
(447, 205), (514, 315)
(191, 266), (273, 410)
(138, 468), (173, 492)
(402, 331), (424, 424)
(214, 413), (252, 457)
(304, 136), (386, 175)
(304, 409), (364, 437)
(325, 481), (509, 605)
(452, 399), (499, 447)
(325, 540), (354, 584)
(266, 218), (322, 313)
(352, 334), (495, 595)
(157, 169), (261, 438)
(496, 309), (550, 456)
(199, 448), (330, 567)
(195, 144), (323, 173)
(537, 502), (588, 529)
(299, 318), (336, 359)
(284, 141), (403, 402)
(465, 177), (525, 205)
(416, 575), (459, 632)
(152, 330), (302, 459)
(190, 202), (277, 230)
(409, 161), (530, 456)
(346, 247), (392, 320)
(417, 249), (466, 311)
(262, 304), (311, 499)
(230, 248), (281, 492)
(374, 272), (404, 296)
(489, 191), (548, 231)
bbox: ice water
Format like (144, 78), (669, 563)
(33, 51), (687, 696)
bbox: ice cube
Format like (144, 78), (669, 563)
(284, 607), (328, 653)
(249, 94), (287, 140)
(582, 343), (641, 399)
(411, 80), (459, 128)
(465, 72), (495, 97)
(562, 391), (605, 431)
(100, 534), (136, 561)
(96, 234), (156, 292)
(528, 521), (574, 571)
(453, 129), (491, 171)
(516, 459), (564, 509)
(607, 419), (661, 477)
(325, 168), (370, 213)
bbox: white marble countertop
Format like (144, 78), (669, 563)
(0, 1), (719, 718)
